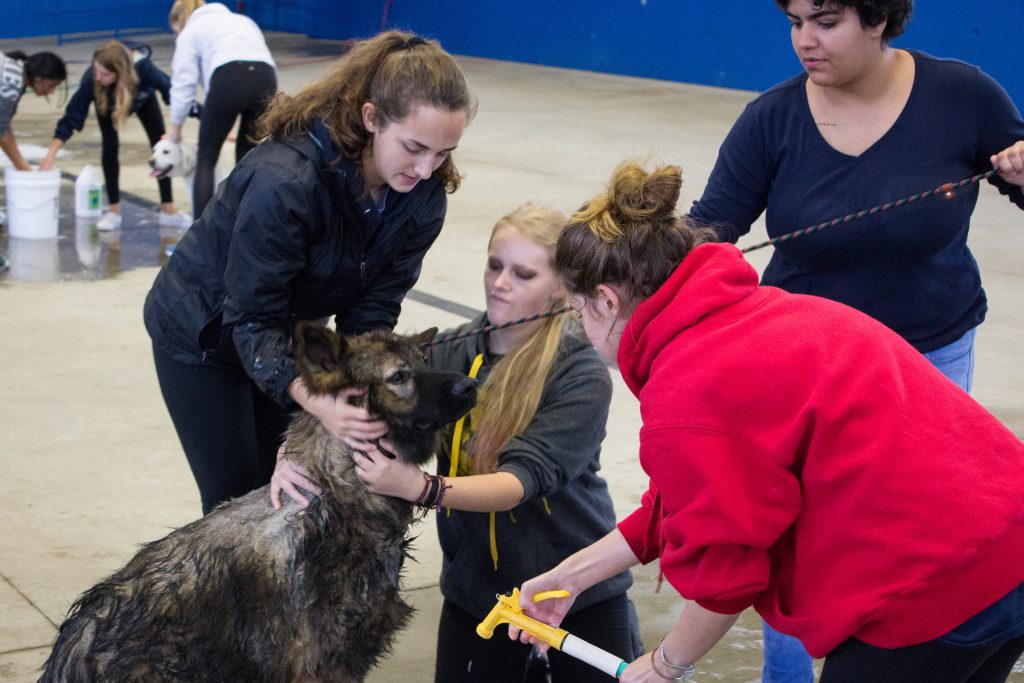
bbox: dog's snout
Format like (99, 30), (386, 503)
(452, 377), (477, 399)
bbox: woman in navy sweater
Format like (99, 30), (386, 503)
(687, 1), (1024, 680)
(40, 40), (194, 230)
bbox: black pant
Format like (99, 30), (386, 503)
(152, 343), (292, 515)
(192, 61), (277, 219)
(435, 594), (641, 683)
(822, 579), (1024, 682)
(821, 634), (1024, 682)
(97, 94), (172, 205)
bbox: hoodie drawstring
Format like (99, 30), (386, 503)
(447, 354), (485, 518)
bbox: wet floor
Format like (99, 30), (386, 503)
(0, 175), (183, 283)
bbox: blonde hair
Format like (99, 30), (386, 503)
(168, 0), (205, 30)
(467, 203), (569, 474)
(556, 160), (719, 305)
(256, 30), (475, 193)
(92, 40), (138, 130)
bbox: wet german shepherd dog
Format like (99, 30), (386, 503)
(41, 323), (477, 683)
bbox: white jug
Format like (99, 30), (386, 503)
(75, 164), (103, 218)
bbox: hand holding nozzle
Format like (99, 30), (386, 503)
(477, 588), (628, 678)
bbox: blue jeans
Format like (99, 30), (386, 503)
(760, 327), (980, 682)
(762, 621), (814, 683)
(922, 328), (976, 393)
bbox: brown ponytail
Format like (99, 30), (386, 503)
(256, 30), (476, 193)
(555, 160), (719, 304)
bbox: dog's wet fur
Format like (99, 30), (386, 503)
(40, 323), (477, 683)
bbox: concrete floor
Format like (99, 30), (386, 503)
(1, 31), (1022, 683)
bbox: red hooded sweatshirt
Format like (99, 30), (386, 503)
(616, 243), (1024, 657)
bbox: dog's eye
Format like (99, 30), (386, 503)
(387, 370), (411, 384)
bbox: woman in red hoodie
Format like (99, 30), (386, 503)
(513, 160), (1024, 682)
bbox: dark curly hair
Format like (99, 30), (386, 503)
(775, 0), (913, 41)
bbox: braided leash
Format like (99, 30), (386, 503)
(420, 170), (999, 346)
(740, 169), (998, 254)
(421, 306), (573, 348)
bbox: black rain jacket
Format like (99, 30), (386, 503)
(144, 123), (448, 405)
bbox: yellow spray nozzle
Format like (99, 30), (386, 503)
(475, 588), (571, 648)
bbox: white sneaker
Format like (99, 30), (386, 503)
(158, 210), (193, 229)
(96, 211), (123, 231)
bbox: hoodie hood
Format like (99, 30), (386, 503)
(618, 243), (760, 395)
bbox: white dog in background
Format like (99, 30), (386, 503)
(148, 139), (230, 221)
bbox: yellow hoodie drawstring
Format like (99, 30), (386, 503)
(445, 354), (503, 570)
(447, 354), (485, 517)
(445, 353), (553, 572)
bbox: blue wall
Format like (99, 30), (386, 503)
(314, 1), (1023, 108)
(1, 1), (169, 44)
(4, 1), (1022, 108)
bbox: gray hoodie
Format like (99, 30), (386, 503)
(0, 55), (25, 138)
(427, 314), (632, 618)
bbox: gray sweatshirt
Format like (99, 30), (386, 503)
(427, 314), (633, 618)
(0, 55), (25, 138)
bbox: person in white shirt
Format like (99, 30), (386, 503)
(167, 0), (277, 220)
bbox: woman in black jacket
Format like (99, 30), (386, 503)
(40, 40), (194, 230)
(144, 30), (475, 515)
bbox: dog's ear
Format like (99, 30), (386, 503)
(410, 327), (438, 349)
(293, 322), (345, 374)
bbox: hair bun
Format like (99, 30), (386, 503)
(607, 162), (682, 222)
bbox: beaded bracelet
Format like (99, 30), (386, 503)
(413, 473), (452, 511)
(413, 471), (433, 506)
(433, 475), (452, 512)
(422, 475), (441, 507)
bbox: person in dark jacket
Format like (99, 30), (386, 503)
(272, 203), (642, 682)
(39, 40), (194, 230)
(144, 30), (475, 515)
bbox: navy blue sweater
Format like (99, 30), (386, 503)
(690, 51), (1024, 352)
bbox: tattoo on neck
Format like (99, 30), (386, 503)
(817, 121), (838, 127)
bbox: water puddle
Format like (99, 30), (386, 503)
(1, 177), (182, 282)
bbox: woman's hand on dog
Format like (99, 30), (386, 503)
(299, 386), (389, 446)
(270, 446), (323, 510)
(352, 441), (425, 502)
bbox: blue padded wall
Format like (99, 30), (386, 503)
(3, 1), (1020, 108)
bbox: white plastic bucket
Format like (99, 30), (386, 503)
(4, 167), (61, 239)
